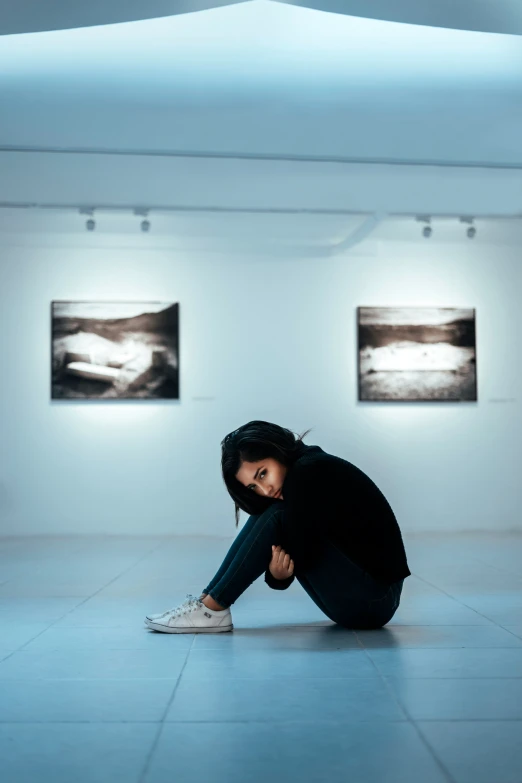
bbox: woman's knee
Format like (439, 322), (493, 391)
(256, 506), (285, 539)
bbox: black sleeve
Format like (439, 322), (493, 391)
(264, 567), (295, 590)
(282, 460), (331, 571)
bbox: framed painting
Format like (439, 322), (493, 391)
(51, 301), (179, 400)
(358, 307), (477, 401)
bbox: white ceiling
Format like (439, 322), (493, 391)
(2, 2), (520, 96)
(0, 0), (521, 234)
(0, 1), (521, 166)
(1, 0), (522, 36)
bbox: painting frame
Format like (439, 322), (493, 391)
(357, 306), (478, 403)
(51, 300), (180, 401)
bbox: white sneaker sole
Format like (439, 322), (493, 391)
(145, 618), (233, 634)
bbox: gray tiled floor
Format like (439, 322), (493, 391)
(1, 534), (522, 783)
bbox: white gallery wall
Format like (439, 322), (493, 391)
(1, 0), (521, 537)
(1, 228), (521, 536)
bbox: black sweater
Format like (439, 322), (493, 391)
(264, 444), (411, 590)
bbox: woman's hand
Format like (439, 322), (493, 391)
(270, 545), (295, 580)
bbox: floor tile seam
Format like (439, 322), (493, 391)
(0, 675), (428, 682)
(174, 674), (408, 681)
(362, 623), (508, 627)
(6, 643), (522, 657)
(137, 635), (196, 783)
(459, 612), (522, 632)
(0, 595), (106, 599)
(416, 718), (522, 725)
(7, 645), (196, 651)
(160, 718), (412, 724)
(354, 636), (458, 783)
(471, 556), (522, 580)
(11, 540), (172, 653)
(0, 719), (416, 726)
(0, 676), (194, 682)
(353, 635), (417, 720)
(412, 721), (462, 783)
(2, 718), (522, 726)
(382, 675), (522, 684)
(2, 647), (366, 653)
(384, 680), (459, 783)
(408, 573), (508, 626)
(376, 675), (522, 680)
(499, 627), (522, 643)
(0, 718), (160, 726)
(5, 622), (511, 627)
(3, 675), (522, 682)
(417, 620), (522, 635)
(504, 629), (522, 640)
(0, 671), (376, 679)
(0, 651), (19, 664)
(341, 645), (522, 650)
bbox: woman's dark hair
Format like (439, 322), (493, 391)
(221, 420), (313, 528)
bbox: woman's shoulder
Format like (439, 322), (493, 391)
(285, 447), (354, 486)
(289, 446), (372, 486)
(294, 444), (353, 469)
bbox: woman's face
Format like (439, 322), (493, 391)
(236, 458), (287, 500)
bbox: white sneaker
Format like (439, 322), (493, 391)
(144, 594), (233, 634)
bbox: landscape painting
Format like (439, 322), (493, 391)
(51, 301), (179, 400)
(358, 307), (477, 402)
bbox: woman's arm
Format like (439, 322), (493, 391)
(264, 569), (295, 590)
(282, 459), (331, 571)
(264, 544), (295, 590)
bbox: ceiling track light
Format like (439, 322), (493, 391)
(460, 216), (476, 239)
(134, 207), (151, 233)
(416, 215), (432, 238)
(79, 207), (96, 232)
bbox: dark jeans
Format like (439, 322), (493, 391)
(202, 502), (404, 630)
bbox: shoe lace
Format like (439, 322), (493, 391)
(162, 593), (202, 618)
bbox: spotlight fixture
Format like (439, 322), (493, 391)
(134, 207), (151, 233)
(79, 207), (96, 232)
(460, 216), (476, 239)
(416, 215), (432, 238)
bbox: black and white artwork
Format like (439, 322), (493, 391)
(51, 301), (179, 400)
(358, 307), (477, 402)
